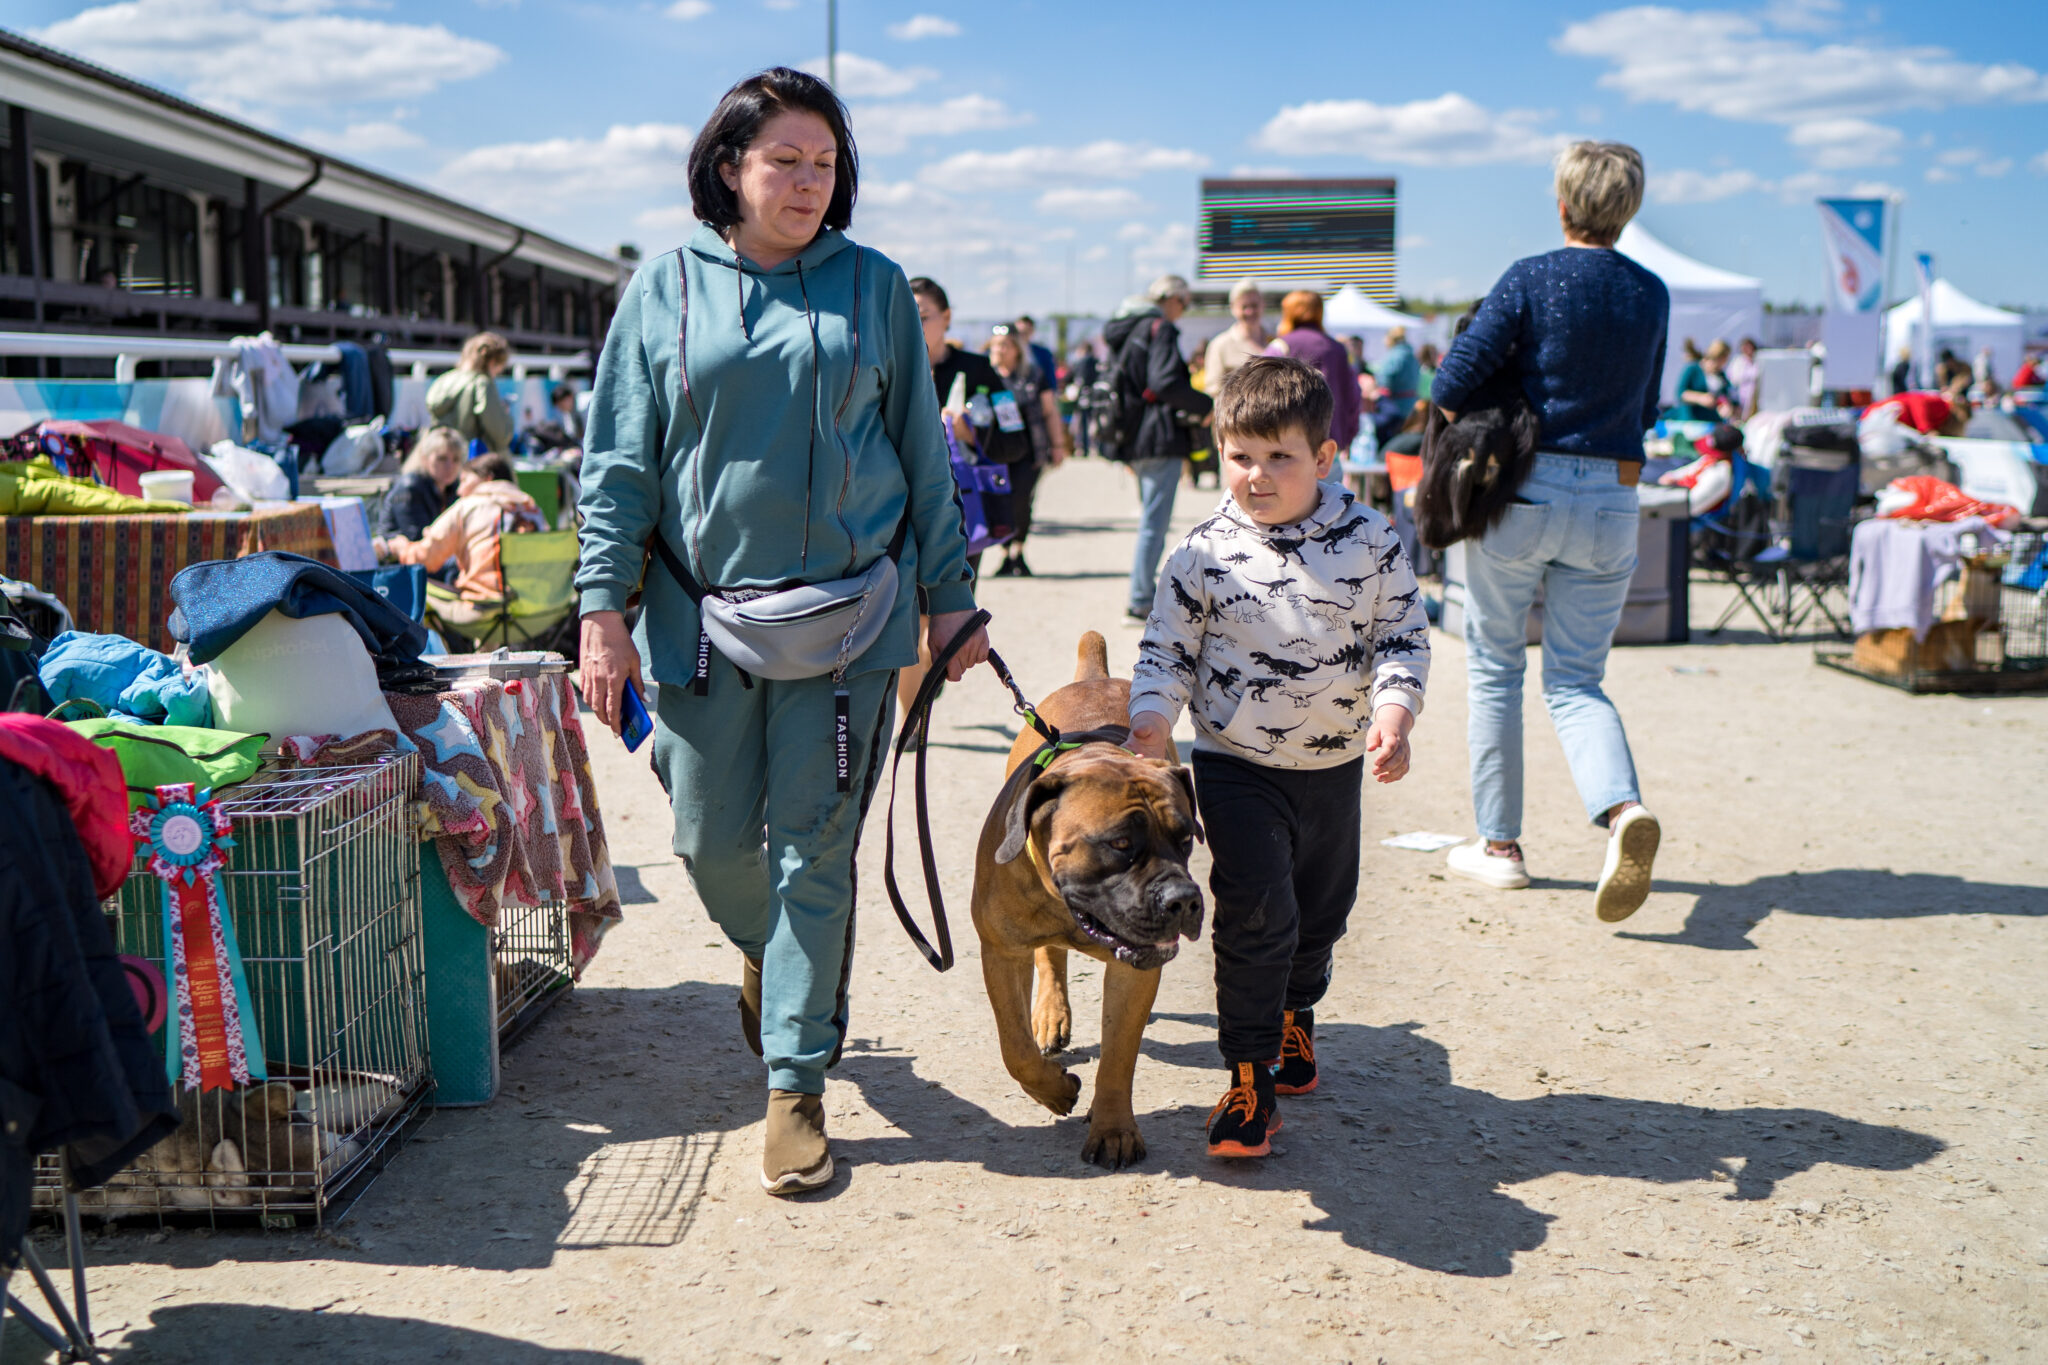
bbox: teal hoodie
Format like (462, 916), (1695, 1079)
(575, 224), (976, 684)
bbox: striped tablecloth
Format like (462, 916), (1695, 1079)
(0, 502), (336, 653)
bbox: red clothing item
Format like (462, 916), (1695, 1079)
(1864, 391), (1954, 434)
(0, 714), (131, 898)
(1877, 475), (2019, 530)
(2015, 359), (2042, 389)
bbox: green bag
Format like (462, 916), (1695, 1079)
(65, 718), (268, 808)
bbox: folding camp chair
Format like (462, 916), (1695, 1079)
(1761, 461), (1860, 639)
(438, 528), (580, 657)
(1694, 454), (1783, 638)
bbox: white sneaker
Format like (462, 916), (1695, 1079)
(1446, 839), (1530, 890)
(1595, 806), (1661, 923)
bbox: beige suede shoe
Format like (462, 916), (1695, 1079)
(761, 1090), (832, 1196)
(738, 956), (763, 1058)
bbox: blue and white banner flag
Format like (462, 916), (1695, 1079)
(1816, 199), (1886, 312)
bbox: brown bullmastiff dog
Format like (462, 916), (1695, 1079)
(970, 631), (1204, 1168)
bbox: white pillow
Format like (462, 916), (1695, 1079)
(208, 609), (400, 742)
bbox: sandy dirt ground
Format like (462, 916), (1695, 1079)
(11, 457), (2046, 1365)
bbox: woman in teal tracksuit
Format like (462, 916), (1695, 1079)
(574, 68), (990, 1195)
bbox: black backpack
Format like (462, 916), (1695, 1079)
(1089, 319), (1158, 462)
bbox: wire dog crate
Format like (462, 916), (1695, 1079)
(33, 755), (431, 1226)
(1818, 530), (2048, 693)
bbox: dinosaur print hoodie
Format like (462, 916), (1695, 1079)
(1128, 484), (1429, 771)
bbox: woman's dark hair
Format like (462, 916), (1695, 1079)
(907, 277), (949, 312)
(687, 67), (859, 233)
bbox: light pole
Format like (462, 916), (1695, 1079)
(827, 0), (837, 89)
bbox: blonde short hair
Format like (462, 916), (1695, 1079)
(1146, 273), (1192, 305)
(1705, 339), (1731, 361)
(1385, 325), (1407, 345)
(459, 330), (511, 373)
(403, 426), (466, 476)
(1554, 141), (1644, 247)
(1228, 277), (1262, 305)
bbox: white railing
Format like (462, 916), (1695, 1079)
(0, 331), (591, 383)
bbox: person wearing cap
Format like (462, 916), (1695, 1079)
(1658, 422), (1742, 515)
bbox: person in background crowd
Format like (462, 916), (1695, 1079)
(1014, 316), (1060, 403)
(527, 384), (584, 456)
(1890, 347), (1914, 396)
(988, 323), (1068, 577)
(1971, 347), (1997, 397)
(1429, 139), (1668, 924)
(575, 69), (988, 1197)
(2014, 352), (2043, 390)
(1657, 420), (1741, 515)
(1343, 334), (1367, 375)
(427, 331), (516, 455)
(1726, 336), (1759, 416)
(377, 425), (463, 542)
(1417, 342), (1440, 400)
(1205, 278), (1271, 387)
(1266, 290), (1361, 456)
(1067, 340), (1101, 456)
(1376, 325), (1421, 405)
(1673, 339), (1733, 421)
(1933, 348), (1968, 393)
(1103, 273), (1212, 621)
(376, 450), (544, 606)
(1184, 337), (1219, 489)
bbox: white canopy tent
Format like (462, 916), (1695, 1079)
(1617, 224), (1765, 406)
(1884, 279), (2025, 388)
(1322, 287), (1422, 364)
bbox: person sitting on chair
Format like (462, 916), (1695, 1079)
(1658, 421), (1741, 516)
(374, 451), (544, 604)
(377, 426), (464, 542)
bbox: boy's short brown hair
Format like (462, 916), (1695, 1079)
(1213, 355), (1334, 448)
(466, 451), (515, 484)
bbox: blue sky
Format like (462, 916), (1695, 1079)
(17, 0), (2048, 315)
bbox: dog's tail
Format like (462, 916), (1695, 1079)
(1074, 631), (1110, 682)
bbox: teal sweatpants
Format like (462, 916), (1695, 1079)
(651, 663), (896, 1094)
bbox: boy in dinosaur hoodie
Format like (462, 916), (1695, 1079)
(1127, 356), (1430, 1158)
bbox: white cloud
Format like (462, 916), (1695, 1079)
(2032, 150), (2048, 174)
(764, 0), (798, 8)
(34, 0), (504, 110)
(848, 95), (1028, 156)
(1035, 187), (1150, 218)
(921, 141), (1208, 191)
(1936, 146), (1983, 165)
(1924, 165), (1961, 183)
(1763, 0), (1841, 33)
(1254, 92), (1570, 165)
(1977, 157), (2013, 177)
(1651, 168), (1769, 203)
(1126, 222), (1194, 277)
(801, 52), (935, 98)
(438, 122), (695, 212)
(1556, 6), (2048, 124)
(1227, 164), (1296, 178)
(666, 0), (712, 17)
(1784, 117), (1903, 167)
(1397, 233), (1430, 249)
(1080, 244), (1110, 264)
(303, 120), (425, 154)
(887, 13), (960, 39)
(635, 204), (697, 235)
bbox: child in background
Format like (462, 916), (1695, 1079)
(1127, 356), (1430, 1158)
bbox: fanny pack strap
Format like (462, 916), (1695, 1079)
(880, 608), (989, 972)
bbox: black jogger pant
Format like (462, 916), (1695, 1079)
(1191, 749), (1363, 1063)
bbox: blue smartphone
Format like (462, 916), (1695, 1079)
(620, 680), (653, 753)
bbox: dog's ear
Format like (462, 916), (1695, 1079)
(996, 769), (1068, 864)
(1167, 765), (1205, 844)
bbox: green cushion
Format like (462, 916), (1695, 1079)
(66, 718), (267, 807)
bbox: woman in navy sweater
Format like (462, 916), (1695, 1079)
(1429, 140), (1667, 923)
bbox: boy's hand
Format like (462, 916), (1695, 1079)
(1365, 703), (1414, 784)
(1127, 712), (1174, 762)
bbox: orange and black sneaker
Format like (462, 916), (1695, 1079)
(1274, 1008), (1318, 1095)
(1206, 1061), (1281, 1158)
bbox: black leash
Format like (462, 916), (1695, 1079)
(882, 612), (1136, 973)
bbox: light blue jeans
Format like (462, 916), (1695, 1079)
(1464, 453), (1643, 843)
(1127, 456), (1182, 615)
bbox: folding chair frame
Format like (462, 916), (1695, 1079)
(5, 1157), (105, 1363)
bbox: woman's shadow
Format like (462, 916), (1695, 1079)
(1620, 868), (2047, 950)
(834, 1017), (1943, 1278)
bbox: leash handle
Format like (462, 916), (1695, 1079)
(881, 608), (991, 972)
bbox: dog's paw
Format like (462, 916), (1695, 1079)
(1032, 998), (1072, 1056)
(1081, 1111), (1146, 1170)
(1026, 1069), (1082, 1117)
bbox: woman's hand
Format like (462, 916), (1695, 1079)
(925, 610), (990, 682)
(578, 610), (644, 735)
(1365, 703), (1414, 784)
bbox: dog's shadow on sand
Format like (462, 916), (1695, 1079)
(835, 1017), (1942, 1278)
